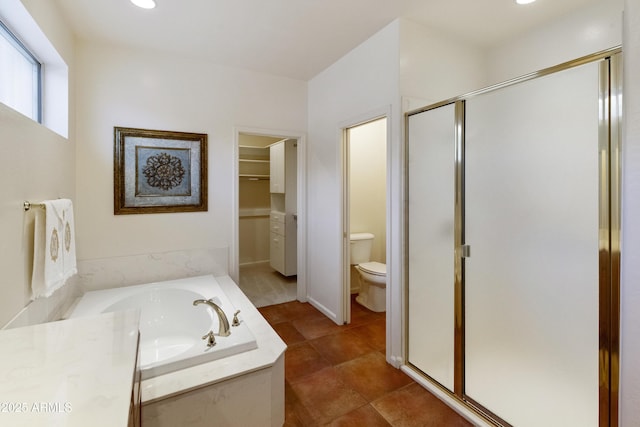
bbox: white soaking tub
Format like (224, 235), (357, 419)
(68, 275), (257, 380)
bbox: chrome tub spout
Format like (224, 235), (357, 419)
(193, 299), (231, 337)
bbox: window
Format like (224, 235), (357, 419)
(0, 19), (41, 122)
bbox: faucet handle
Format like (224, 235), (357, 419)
(201, 330), (216, 347)
(232, 310), (241, 327)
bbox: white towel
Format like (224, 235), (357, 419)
(31, 199), (77, 299)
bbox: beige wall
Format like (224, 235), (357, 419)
(349, 118), (387, 264)
(238, 215), (270, 265)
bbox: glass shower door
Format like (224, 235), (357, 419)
(407, 103), (456, 391)
(464, 61), (600, 426)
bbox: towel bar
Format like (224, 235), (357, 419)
(23, 201), (45, 211)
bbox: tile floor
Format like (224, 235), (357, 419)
(258, 297), (473, 426)
(239, 262), (297, 307)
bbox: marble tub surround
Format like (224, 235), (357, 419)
(2, 276), (80, 330)
(141, 275), (287, 426)
(139, 275), (286, 403)
(77, 247), (228, 292)
(0, 310), (140, 427)
(68, 275), (258, 380)
(142, 355), (284, 427)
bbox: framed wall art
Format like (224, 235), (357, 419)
(114, 127), (208, 214)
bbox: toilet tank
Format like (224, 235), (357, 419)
(350, 233), (374, 265)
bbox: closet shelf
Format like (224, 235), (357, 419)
(239, 208), (271, 218)
(238, 145), (269, 149)
(239, 159), (270, 164)
(239, 174), (270, 180)
(239, 145), (270, 161)
(239, 145), (270, 178)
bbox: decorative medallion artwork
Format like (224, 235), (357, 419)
(114, 127), (208, 214)
(142, 152), (186, 191)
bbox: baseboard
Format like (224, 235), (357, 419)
(239, 260), (270, 267)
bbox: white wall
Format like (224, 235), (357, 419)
(307, 20), (401, 324)
(486, 0), (623, 84)
(74, 41), (306, 286)
(621, 0), (640, 424)
(307, 18), (486, 369)
(0, 1), (76, 328)
(400, 18), (488, 109)
(349, 118), (387, 263)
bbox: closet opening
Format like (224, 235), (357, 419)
(235, 130), (305, 308)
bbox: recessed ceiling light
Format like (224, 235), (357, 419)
(131, 0), (156, 9)
(516, 0), (536, 4)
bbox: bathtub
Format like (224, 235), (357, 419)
(67, 275), (257, 380)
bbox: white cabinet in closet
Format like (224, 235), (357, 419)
(269, 141), (285, 193)
(269, 139), (297, 276)
(269, 139), (297, 211)
(270, 210), (297, 276)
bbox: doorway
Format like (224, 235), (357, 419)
(342, 117), (388, 323)
(234, 129), (306, 307)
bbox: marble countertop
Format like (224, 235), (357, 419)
(0, 309), (140, 427)
(140, 275), (287, 404)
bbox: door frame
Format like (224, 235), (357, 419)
(340, 108), (391, 324)
(232, 126), (307, 302)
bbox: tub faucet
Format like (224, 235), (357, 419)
(193, 299), (231, 337)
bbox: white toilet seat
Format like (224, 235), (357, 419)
(357, 261), (386, 276)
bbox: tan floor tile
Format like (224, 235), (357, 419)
(285, 380), (315, 426)
(285, 342), (331, 383)
(260, 301), (324, 325)
(309, 330), (376, 365)
(335, 352), (413, 402)
(266, 300), (472, 426)
(292, 315), (345, 340)
(372, 383), (473, 427)
(348, 317), (386, 350)
(273, 321), (307, 345)
(291, 367), (367, 425)
(322, 404), (392, 427)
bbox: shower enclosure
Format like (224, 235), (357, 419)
(405, 49), (621, 427)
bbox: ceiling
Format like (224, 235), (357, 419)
(54, 0), (597, 81)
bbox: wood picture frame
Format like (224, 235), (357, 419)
(114, 127), (208, 214)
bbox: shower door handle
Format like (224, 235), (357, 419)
(459, 245), (470, 258)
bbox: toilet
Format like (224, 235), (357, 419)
(350, 233), (386, 312)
